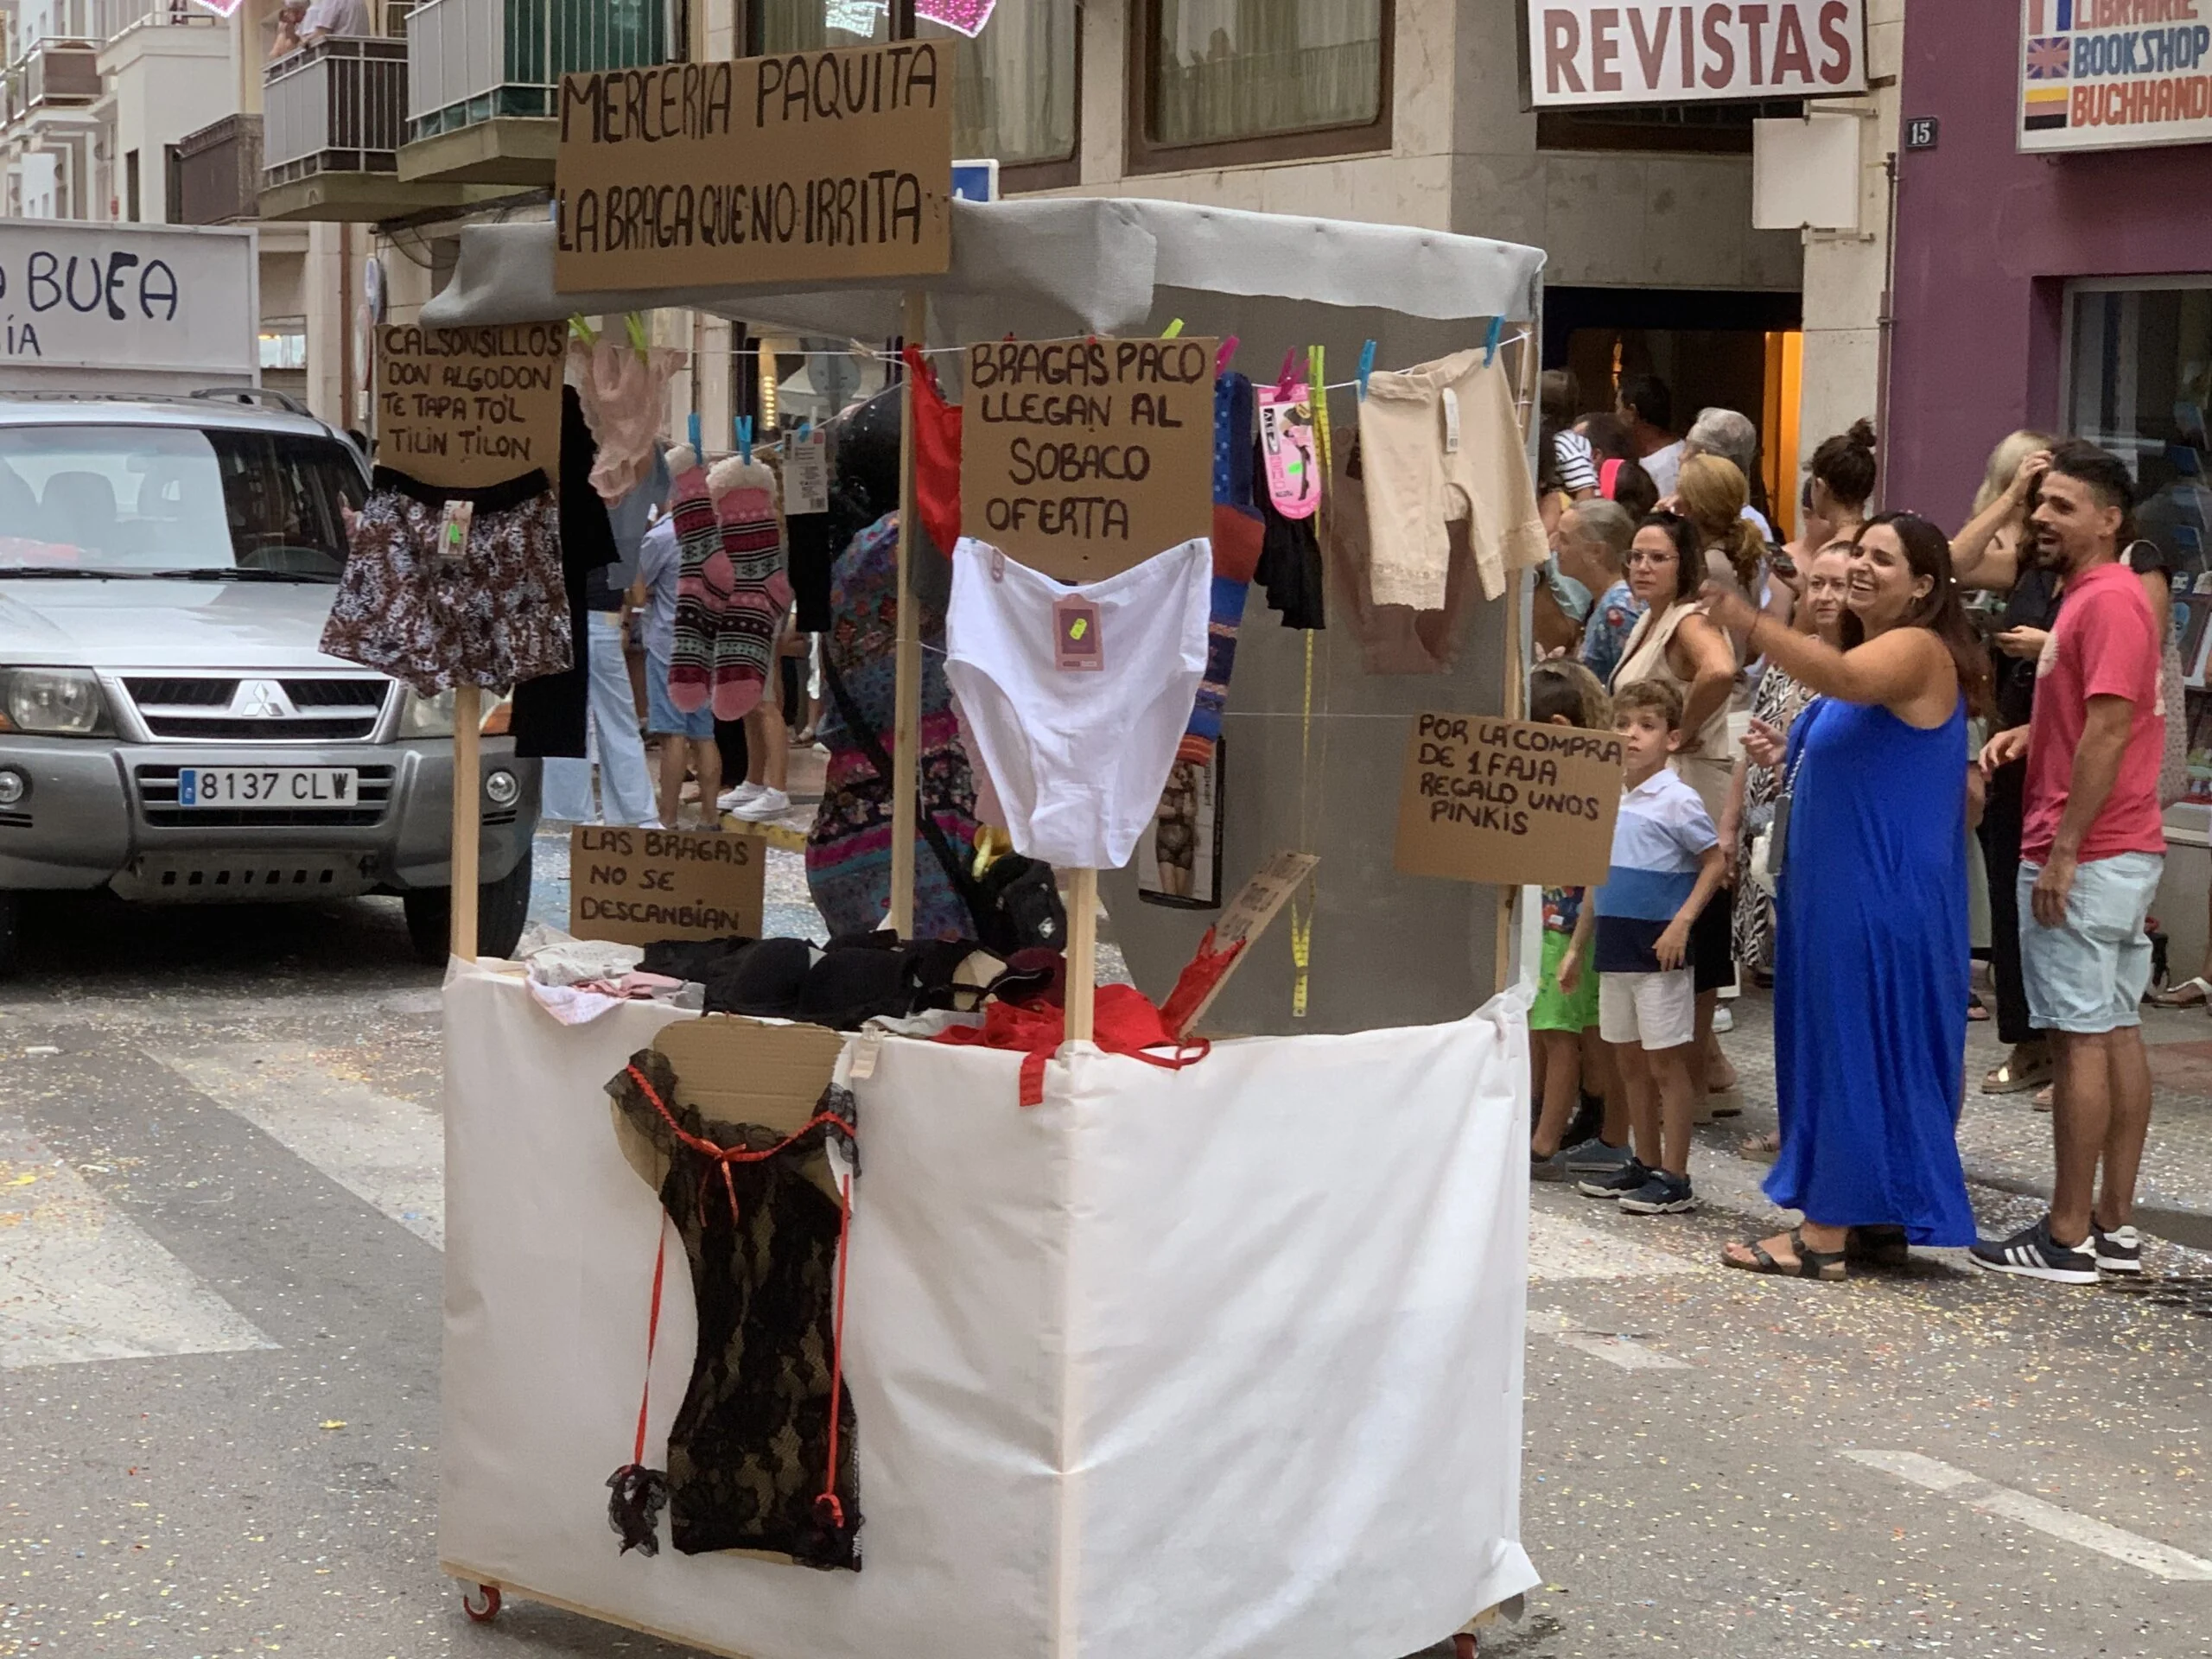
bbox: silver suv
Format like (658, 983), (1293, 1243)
(0, 391), (539, 972)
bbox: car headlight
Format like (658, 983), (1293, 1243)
(398, 688), (513, 739)
(0, 668), (110, 736)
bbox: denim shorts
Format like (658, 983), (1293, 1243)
(645, 650), (713, 739)
(2018, 850), (2163, 1034)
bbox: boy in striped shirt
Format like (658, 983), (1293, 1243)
(1560, 679), (1726, 1216)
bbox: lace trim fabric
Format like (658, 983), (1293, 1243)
(607, 1051), (862, 1570)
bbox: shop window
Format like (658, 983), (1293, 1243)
(753, 0), (1078, 188)
(1128, 0), (1391, 175)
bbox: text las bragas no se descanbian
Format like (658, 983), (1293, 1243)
(1414, 715), (1619, 833)
(969, 339), (1210, 541)
(556, 48), (941, 256)
(378, 324), (560, 466)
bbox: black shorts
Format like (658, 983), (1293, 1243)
(1692, 893), (1737, 995)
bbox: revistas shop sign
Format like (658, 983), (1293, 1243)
(1527, 2), (1867, 105)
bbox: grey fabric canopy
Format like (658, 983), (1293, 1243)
(421, 197), (1546, 340)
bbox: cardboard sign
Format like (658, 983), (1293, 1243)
(569, 825), (766, 945)
(1162, 849), (1317, 1038)
(653, 1016), (845, 1138)
(375, 322), (564, 491)
(785, 429), (830, 515)
(960, 336), (1217, 581)
(553, 43), (954, 292)
(1394, 715), (1624, 887)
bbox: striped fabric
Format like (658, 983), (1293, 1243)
(665, 465), (722, 715)
(709, 483), (792, 721)
(1591, 768), (1718, 974)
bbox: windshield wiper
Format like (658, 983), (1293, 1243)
(145, 567), (338, 584)
(0, 565), (130, 578)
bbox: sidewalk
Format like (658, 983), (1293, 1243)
(1716, 987), (2212, 1251)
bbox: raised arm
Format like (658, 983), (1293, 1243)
(1951, 448), (2047, 590)
(1704, 584), (1950, 717)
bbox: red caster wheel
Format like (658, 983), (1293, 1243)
(462, 1584), (502, 1624)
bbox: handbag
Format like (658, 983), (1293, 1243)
(818, 653), (1066, 954)
(1747, 709), (1816, 896)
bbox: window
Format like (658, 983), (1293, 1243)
(124, 149), (139, 222)
(2063, 278), (2212, 600)
(754, 1), (1077, 185)
(1129, 0), (1389, 173)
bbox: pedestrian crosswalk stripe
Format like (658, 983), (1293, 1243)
(1843, 1449), (2212, 1581)
(0, 1120), (273, 1370)
(156, 1041), (445, 1250)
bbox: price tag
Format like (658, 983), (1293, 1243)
(437, 499), (475, 565)
(849, 1031), (884, 1082)
(785, 430), (830, 516)
(1053, 594), (1103, 672)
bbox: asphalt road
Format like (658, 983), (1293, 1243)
(3, 874), (2209, 1656)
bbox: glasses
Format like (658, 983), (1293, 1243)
(1625, 550), (1679, 568)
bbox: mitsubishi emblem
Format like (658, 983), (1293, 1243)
(232, 679), (294, 719)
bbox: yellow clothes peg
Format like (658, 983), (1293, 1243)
(971, 824), (1014, 880)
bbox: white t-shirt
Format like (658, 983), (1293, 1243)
(1642, 440), (1684, 498)
(302, 0), (372, 36)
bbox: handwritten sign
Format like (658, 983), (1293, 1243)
(569, 825), (766, 945)
(375, 323), (563, 492)
(1394, 715), (1624, 887)
(553, 43), (954, 292)
(959, 337), (1217, 581)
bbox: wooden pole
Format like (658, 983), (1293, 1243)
(1065, 868), (1097, 1041)
(888, 289), (925, 937)
(450, 683), (481, 960)
(1496, 325), (1536, 995)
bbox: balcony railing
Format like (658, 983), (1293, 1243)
(175, 112), (262, 224)
(94, 0), (216, 40)
(264, 36), (408, 183)
(407, 0), (670, 142)
(7, 38), (103, 113)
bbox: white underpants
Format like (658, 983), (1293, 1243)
(946, 537), (1211, 871)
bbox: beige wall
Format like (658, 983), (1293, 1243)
(1043, 0), (1800, 295)
(1794, 0), (1902, 492)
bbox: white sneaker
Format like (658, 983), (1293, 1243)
(1712, 1004), (1734, 1033)
(717, 782), (764, 812)
(731, 786), (790, 823)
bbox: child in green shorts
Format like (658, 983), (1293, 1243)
(1527, 663), (1630, 1182)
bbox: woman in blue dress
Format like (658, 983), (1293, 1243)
(1701, 513), (1991, 1281)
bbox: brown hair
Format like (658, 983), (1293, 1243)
(1678, 453), (1763, 591)
(1809, 419), (1878, 510)
(1633, 511), (1704, 603)
(1530, 659), (1611, 730)
(1840, 512), (1993, 717)
(1613, 677), (1685, 731)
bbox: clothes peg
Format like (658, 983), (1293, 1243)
(1215, 335), (1240, 375)
(735, 416), (753, 465)
(1275, 348), (1300, 398)
(798, 417), (812, 441)
(568, 314), (598, 346)
(1160, 319), (1184, 338)
(625, 312), (652, 358)
(1357, 340), (1376, 401)
(1483, 315), (1504, 367)
(687, 410), (701, 451)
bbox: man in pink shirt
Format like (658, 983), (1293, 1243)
(1973, 442), (2166, 1285)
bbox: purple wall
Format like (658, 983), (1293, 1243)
(1890, 9), (2212, 524)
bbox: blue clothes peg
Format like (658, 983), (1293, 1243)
(1357, 340), (1376, 401)
(1484, 315), (1505, 366)
(687, 410), (700, 452)
(735, 416), (753, 465)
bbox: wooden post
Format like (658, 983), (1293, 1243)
(1496, 323), (1535, 995)
(1065, 868), (1097, 1041)
(888, 289), (926, 937)
(450, 684), (481, 960)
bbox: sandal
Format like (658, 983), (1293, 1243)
(2148, 974), (2212, 1009)
(1983, 1051), (2054, 1096)
(1967, 993), (1990, 1022)
(1847, 1224), (1910, 1268)
(1737, 1128), (1781, 1161)
(1722, 1225), (1847, 1281)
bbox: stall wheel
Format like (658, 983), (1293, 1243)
(461, 1584), (502, 1624)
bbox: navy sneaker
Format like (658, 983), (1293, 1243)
(1561, 1136), (1634, 1177)
(1969, 1217), (2099, 1285)
(1618, 1169), (1696, 1215)
(1529, 1149), (1574, 1183)
(2093, 1223), (2144, 1275)
(1576, 1156), (1651, 1200)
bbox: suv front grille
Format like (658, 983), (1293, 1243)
(134, 763), (396, 827)
(120, 676), (391, 742)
